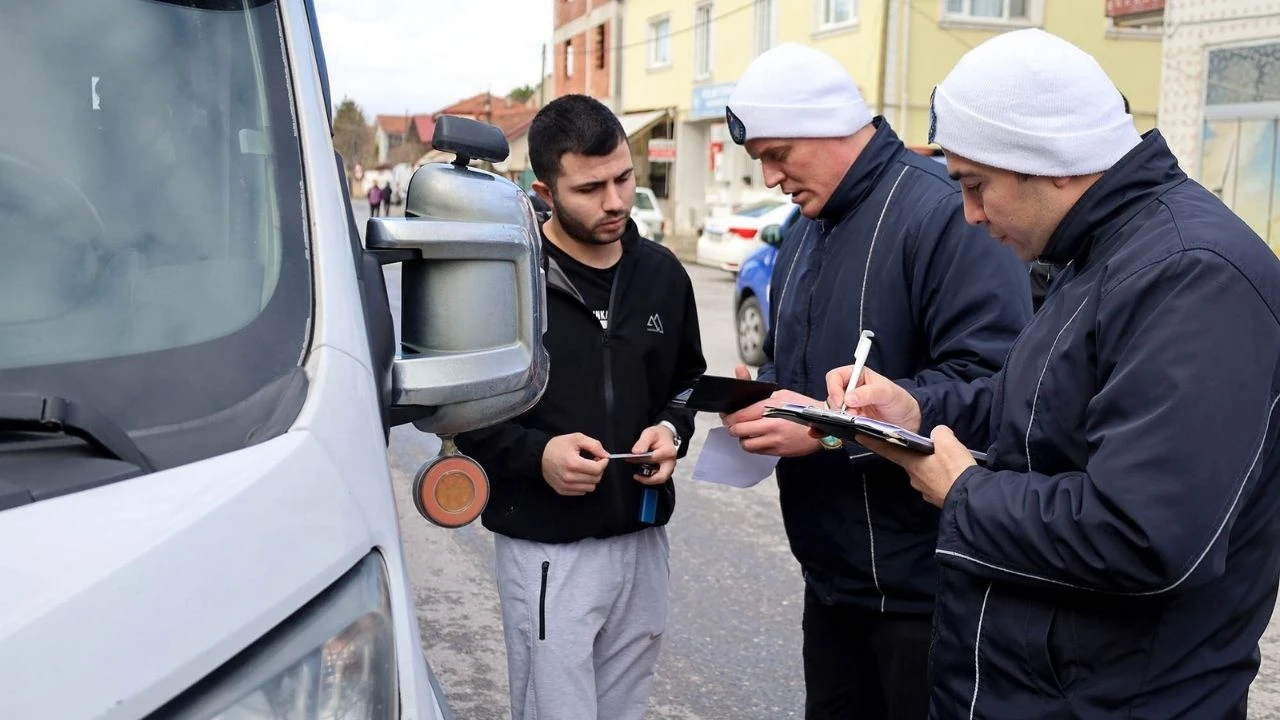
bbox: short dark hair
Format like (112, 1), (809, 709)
(529, 94), (628, 188)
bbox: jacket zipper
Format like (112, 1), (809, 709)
(539, 560), (549, 640)
(602, 265), (621, 454)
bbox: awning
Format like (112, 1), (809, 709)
(616, 109), (669, 140)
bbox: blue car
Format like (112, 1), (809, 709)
(733, 205), (800, 366)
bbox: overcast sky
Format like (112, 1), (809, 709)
(314, 0), (553, 120)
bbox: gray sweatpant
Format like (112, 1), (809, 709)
(494, 526), (670, 720)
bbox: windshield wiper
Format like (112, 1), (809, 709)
(0, 394), (154, 472)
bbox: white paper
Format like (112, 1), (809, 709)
(691, 426), (780, 488)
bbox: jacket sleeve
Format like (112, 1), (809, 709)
(454, 422), (554, 484)
(755, 324), (778, 384)
(898, 193), (1030, 446)
(936, 251), (1280, 595)
(654, 272), (707, 459)
(911, 374), (1000, 450)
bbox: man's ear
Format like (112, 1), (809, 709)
(532, 180), (554, 208)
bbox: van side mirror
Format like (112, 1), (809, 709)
(760, 224), (783, 247)
(365, 116), (549, 436)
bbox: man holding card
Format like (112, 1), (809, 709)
(827, 29), (1280, 719)
(454, 95), (706, 720)
(718, 43), (1031, 719)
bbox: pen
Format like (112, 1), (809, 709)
(842, 330), (875, 412)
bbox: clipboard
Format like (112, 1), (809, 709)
(669, 375), (778, 414)
(762, 403), (989, 463)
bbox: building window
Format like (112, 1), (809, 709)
(694, 4), (713, 78)
(943, 0), (1029, 22)
(1200, 42), (1280, 250)
(565, 39), (573, 78)
(595, 24), (606, 71)
(819, 0), (856, 29)
(648, 17), (671, 67)
(754, 0), (775, 56)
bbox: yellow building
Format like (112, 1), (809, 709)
(617, 0), (1164, 236)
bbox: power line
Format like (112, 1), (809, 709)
(559, 0), (757, 60)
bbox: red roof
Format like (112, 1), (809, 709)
(434, 92), (537, 119)
(374, 114), (408, 134)
(412, 115), (436, 143)
(491, 108), (538, 139)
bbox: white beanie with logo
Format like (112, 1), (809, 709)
(930, 28), (1141, 177)
(726, 43), (872, 145)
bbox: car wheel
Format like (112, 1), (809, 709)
(736, 296), (768, 367)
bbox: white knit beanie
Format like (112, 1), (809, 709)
(929, 28), (1141, 176)
(726, 43), (872, 145)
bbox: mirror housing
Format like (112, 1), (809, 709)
(366, 117), (549, 436)
(760, 224), (783, 247)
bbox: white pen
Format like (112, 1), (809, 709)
(841, 330), (876, 412)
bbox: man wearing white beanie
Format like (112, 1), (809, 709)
(825, 28), (1280, 719)
(720, 43), (1032, 719)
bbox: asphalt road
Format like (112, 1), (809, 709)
(356, 201), (1280, 719)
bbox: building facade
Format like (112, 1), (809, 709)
(1155, 0), (1280, 251)
(553, 0), (623, 108)
(619, 0), (1165, 237)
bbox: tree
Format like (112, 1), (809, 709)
(332, 97), (375, 170)
(507, 84), (536, 104)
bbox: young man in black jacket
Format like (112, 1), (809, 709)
(720, 43), (1031, 719)
(454, 94), (706, 720)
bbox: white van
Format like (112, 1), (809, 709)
(0, 1), (548, 718)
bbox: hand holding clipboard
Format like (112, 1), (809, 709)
(761, 404), (989, 464)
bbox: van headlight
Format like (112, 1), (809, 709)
(154, 554), (398, 719)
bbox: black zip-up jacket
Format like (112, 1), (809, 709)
(455, 221), (705, 543)
(914, 131), (1280, 720)
(758, 118), (1032, 614)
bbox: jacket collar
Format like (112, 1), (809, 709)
(1039, 130), (1187, 266)
(817, 117), (908, 227)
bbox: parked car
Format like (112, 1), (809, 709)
(696, 199), (794, 274)
(632, 186), (666, 243)
(733, 206), (800, 365)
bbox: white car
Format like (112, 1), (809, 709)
(632, 186), (666, 243)
(696, 199), (795, 273)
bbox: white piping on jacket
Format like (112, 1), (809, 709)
(772, 223), (810, 359)
(1025, 296), (1090, 473)
(863, 475), (884, 612)
(940, 393), (1280, 596)
(970, 583), (992, 720)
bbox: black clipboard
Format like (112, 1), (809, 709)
(762, 403), (989, 463)
(670, 375), (778, 414)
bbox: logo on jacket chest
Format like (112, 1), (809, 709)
(646, 313), (665, 334)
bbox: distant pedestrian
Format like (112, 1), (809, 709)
(367, 182), (381, 216)
(381, 181), (392, 215)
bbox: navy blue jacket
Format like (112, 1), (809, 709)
(914, 132), (1280, 719)
(757, 119), (1031, 614)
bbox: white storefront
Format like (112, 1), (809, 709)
(670, 82), (785, 237)
(1158, 0), (1280, 250)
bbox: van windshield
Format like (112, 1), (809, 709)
(0, 0), (311, 473)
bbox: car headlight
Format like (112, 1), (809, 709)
(153, 553), (398, 720)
